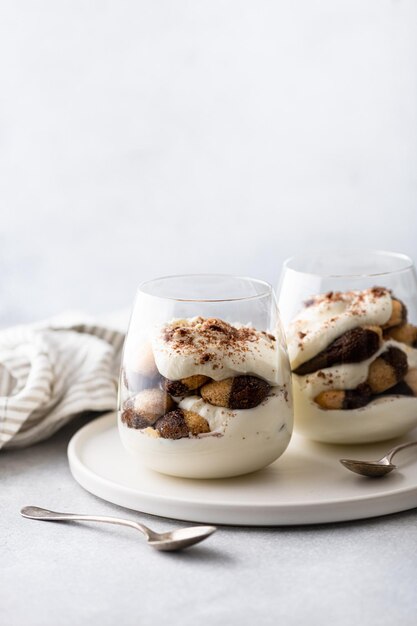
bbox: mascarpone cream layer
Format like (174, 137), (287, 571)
(179, 388), (289, 434)
(118, 388), (293, 478)
(292, 380), (417, 444)
(151, 318), (285, 385)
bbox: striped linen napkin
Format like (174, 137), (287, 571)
(0, 317), (125, 450)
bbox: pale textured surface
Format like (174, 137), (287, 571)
(1, 415), (417, 626)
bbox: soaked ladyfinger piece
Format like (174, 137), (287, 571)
(162, 375), (211, 396)
(294, 326), (382, 376)
(366, 347), (408, 393)
(155, 408), (210, 439)
(183, 410), (210, 435)
(382, 298), (407, 330)
(404, 368), (417, 395)
(380, 380), (414, 397)
(377, 367), (417, 397)
(314, 384), (372, 410)
(201, 378), (233, 407)
(384, 323), (417, 347)
(200, 375), (270, 409)
(155, 409), (189, 439)
(142, 426), (161, 438)
(314, 390), (345, 410)
(121, 388), (175, 429)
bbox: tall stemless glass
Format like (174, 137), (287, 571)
(118, 275), (293, 478)
(277, 251), (417, 444)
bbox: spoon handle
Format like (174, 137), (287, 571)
(386, 440), (417, 464)
(20, 506), (152, 539)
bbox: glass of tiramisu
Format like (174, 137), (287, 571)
(118, 275), (293, 478)
(278, 250), (417, 443)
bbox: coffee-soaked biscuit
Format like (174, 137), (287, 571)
(162, 375), (210, 396)
(121, 388), (175, 429)
(200, 375), (270, 409)
(382, 298), (407, 330)
(380, 380), (414, 397)
(366, 347), (408, 393)
(142, 426), (161, 438)
(403, 368), (417, 395)
(314, 384), (372, 410)
(155, 408), (210, 439)
(155, 409), (189, 439)
(384, 323), (417, 347)
(314, 390), (344, 410)
(200, 379), (232, 407)
(294, 326), (382, 376)
(314, 358), (417, 410)
(183, 410), (210, 435)
(376, 368), (417, 397)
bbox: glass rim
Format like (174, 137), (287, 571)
(283, 249), (414, 279)
(137, 274), (273, 303)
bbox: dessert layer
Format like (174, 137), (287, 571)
(118, 388), (293, 478)
(292, 377), (417, 444)
(288, 287), (393, 370)
(294, 339), (417, 400)
(151, 317), (283, 385)
(179, 388), (287, 434)
(293, 326), (382, 376)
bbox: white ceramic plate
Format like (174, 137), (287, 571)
(67, 413), (417, 526)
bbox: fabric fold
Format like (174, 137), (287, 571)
(0, 320), (125, 450)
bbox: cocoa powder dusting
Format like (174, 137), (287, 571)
(303, 286), (389, 312)
(161, 317), (276, 368)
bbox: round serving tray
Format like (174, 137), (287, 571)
(68, 413), (417, 526)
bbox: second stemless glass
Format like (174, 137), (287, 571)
(278, 250), (417, 444)
(118, 275), (293, 479)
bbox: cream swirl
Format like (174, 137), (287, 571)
(151, 317), (285, 385)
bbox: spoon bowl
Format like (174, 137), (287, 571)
(20, 506), (216, 551)
(340, 440), (417, 478)
(148, 526), (217, 551)
(340, 459), (396, 477)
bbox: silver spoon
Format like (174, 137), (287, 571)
(340, 440), (417, 477)
(21, 506), (216, 551)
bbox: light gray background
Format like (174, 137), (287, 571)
(1, 2), (417, 625)
(1, 0), (416, 325)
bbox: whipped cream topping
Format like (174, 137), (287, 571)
(287, 287), (393, 369)
(151, 317), (282, 385)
